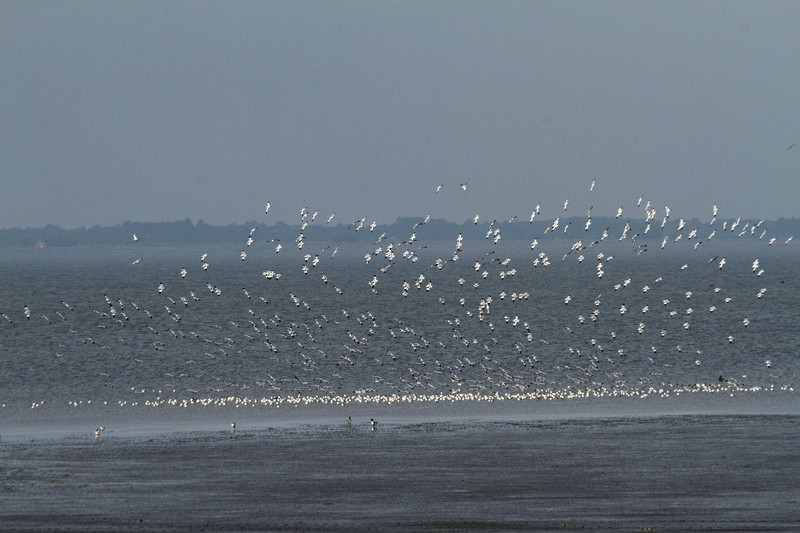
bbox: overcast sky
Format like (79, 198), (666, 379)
(2, 1), (799, 229)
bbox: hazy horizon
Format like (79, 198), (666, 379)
(3, 1), (799, 230)
(3, 210), (800, 233)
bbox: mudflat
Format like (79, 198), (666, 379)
(1, 414), (798, 531)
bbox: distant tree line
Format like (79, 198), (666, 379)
(0, 216), (797, 248)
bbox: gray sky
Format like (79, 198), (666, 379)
(2, 1), (799, 229)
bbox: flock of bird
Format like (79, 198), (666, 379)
(2, 181), (796, 426)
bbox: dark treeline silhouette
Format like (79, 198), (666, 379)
(0, 216), (797, 248)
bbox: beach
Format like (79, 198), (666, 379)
(2, 410), (798, 532)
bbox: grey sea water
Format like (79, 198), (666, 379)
(1, 217), (799, 530)
(0, 226), (798, 433)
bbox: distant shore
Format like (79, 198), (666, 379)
(2, 215), (798, 248)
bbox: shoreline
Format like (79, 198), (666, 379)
(3, 389), (797, 442)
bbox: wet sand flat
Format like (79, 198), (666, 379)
(1, 414), (798, 531)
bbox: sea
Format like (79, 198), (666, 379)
(1, 223), (797, 429)
(1, 215), (798, 530)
